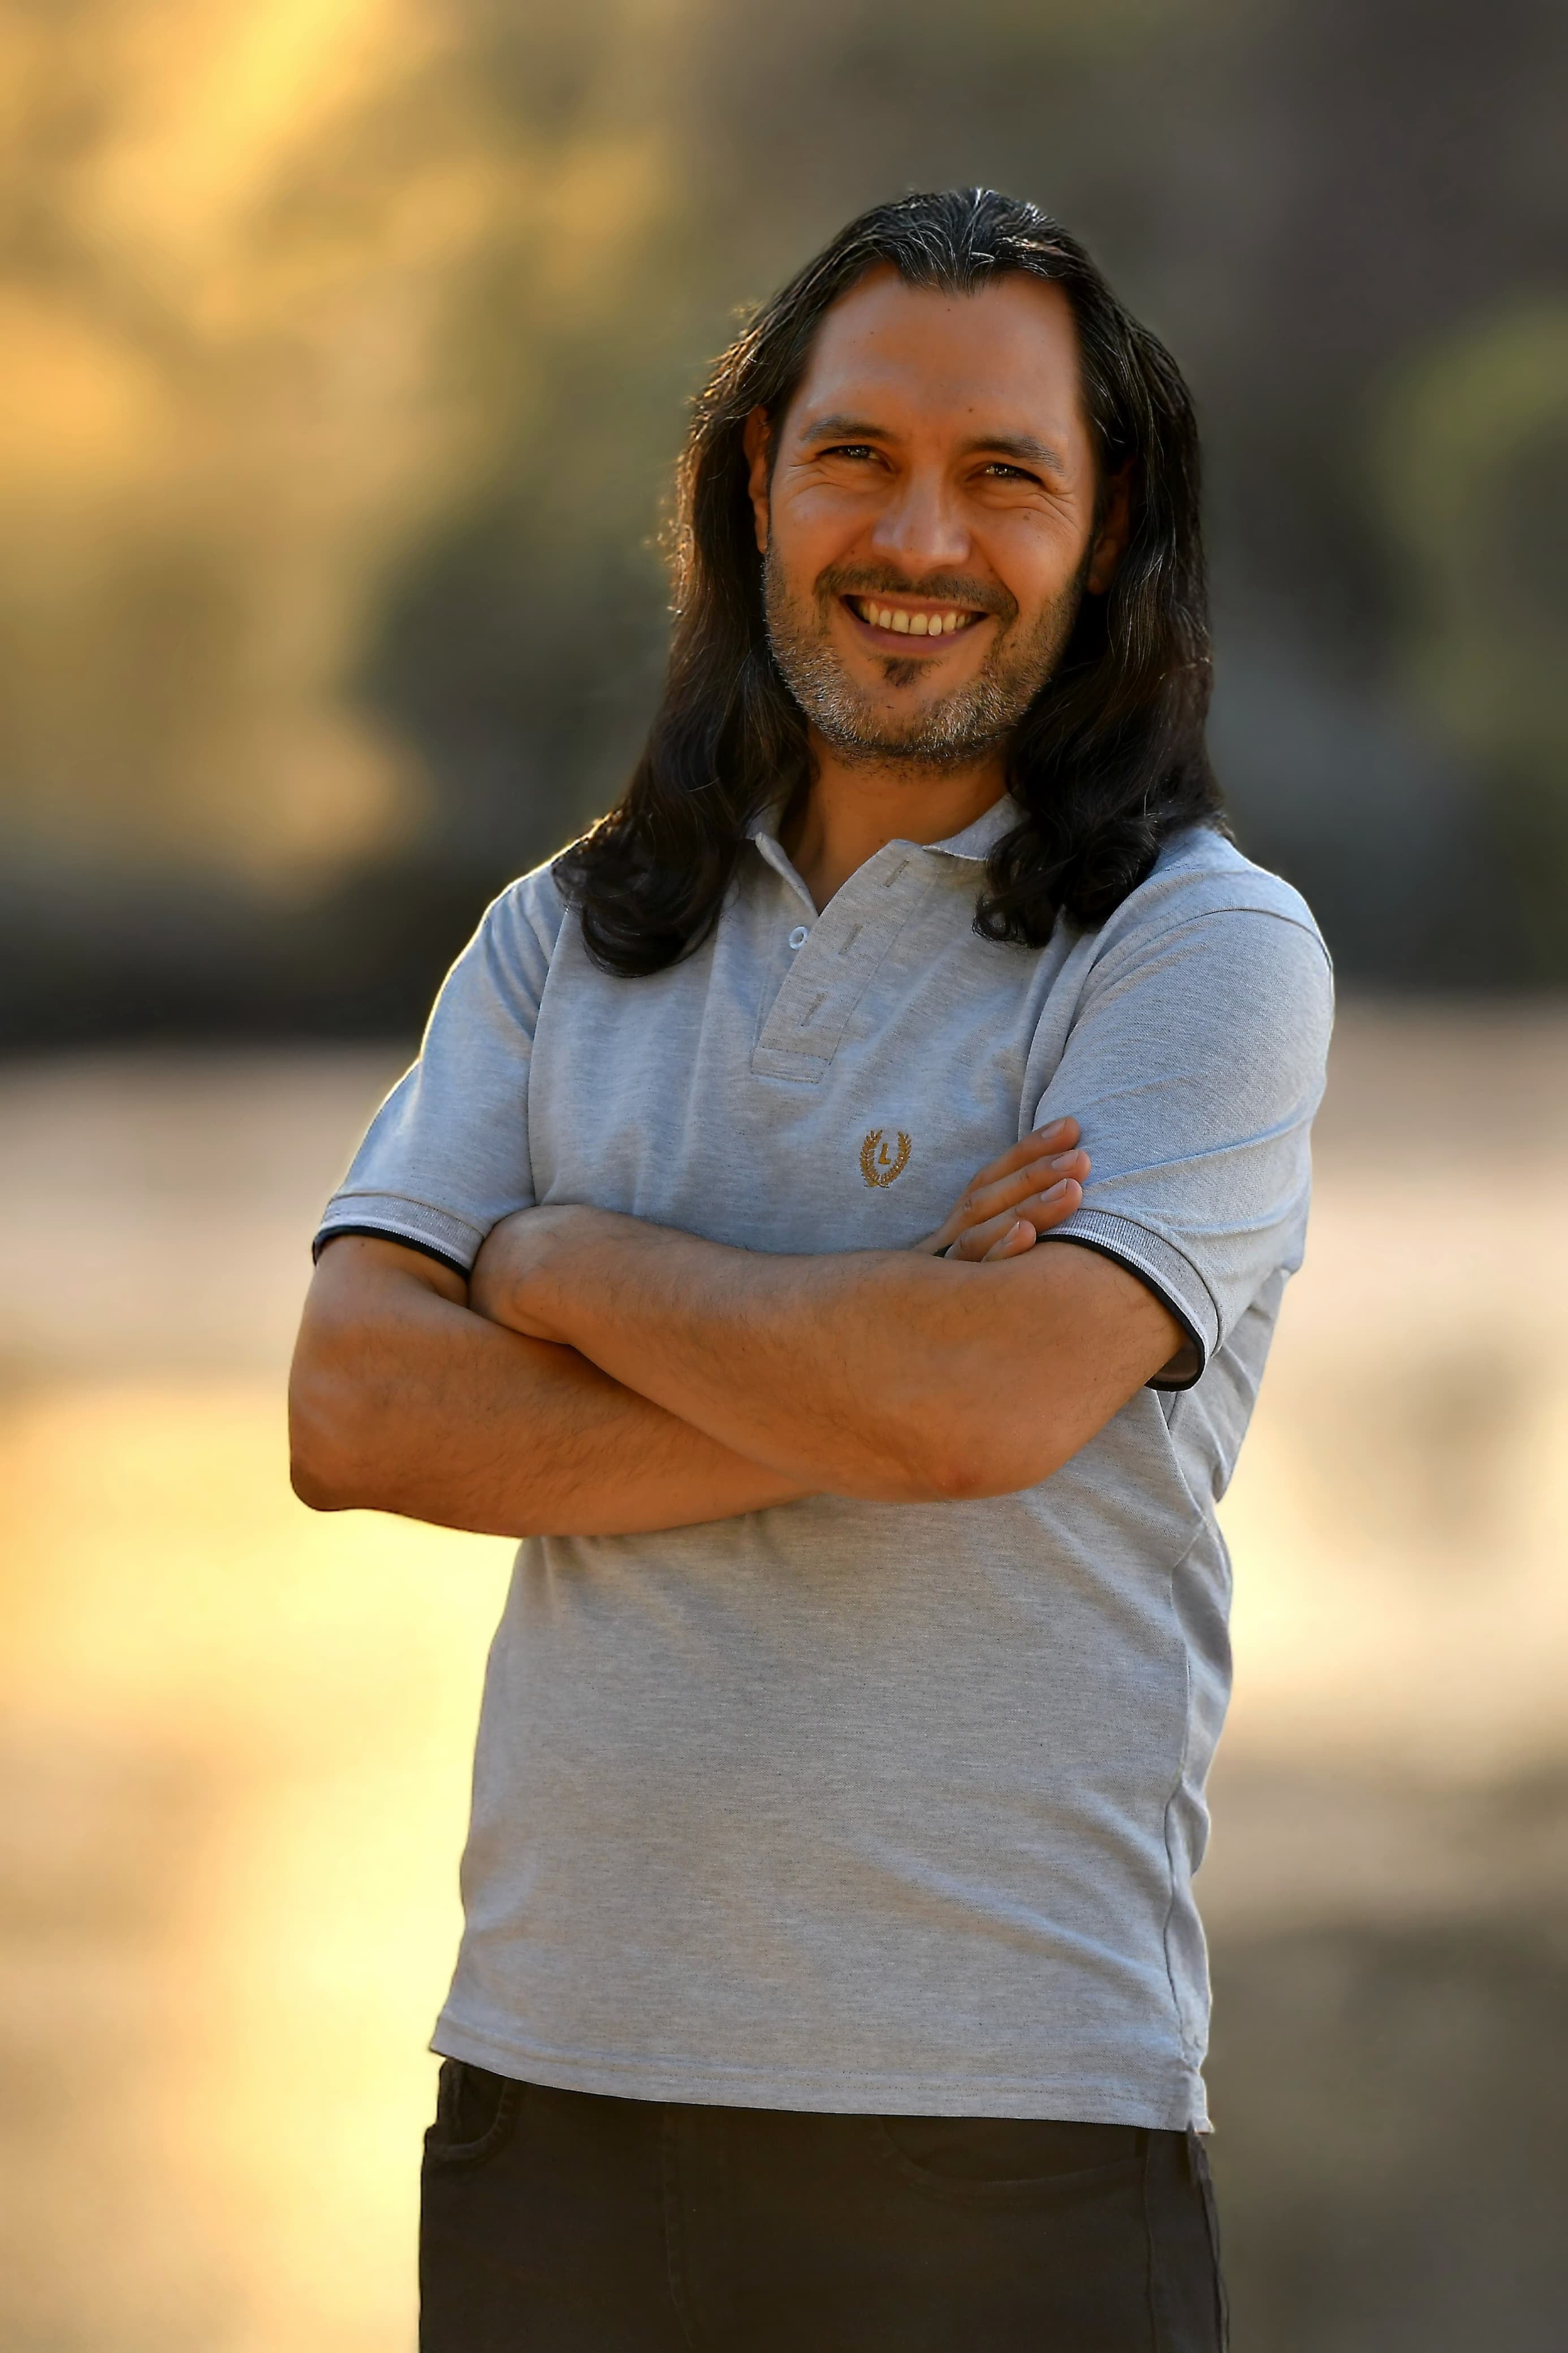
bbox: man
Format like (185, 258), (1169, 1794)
(291, 188), (1331, 2348)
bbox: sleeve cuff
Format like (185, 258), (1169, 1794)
(312, 1224), (472, 1279)
(1043, 1208), (1218, 1391)
(312, 1191), (490, 1272)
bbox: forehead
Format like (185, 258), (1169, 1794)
(784, 265), (1090, 450)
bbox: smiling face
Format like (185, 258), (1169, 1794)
(746, 265), (1126, 772)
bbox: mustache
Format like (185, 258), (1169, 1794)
(815, 564), (1018, 624)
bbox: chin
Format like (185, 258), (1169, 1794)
(827, 720), (994, 769)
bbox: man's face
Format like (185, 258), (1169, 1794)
(746, 266), (1124, 768)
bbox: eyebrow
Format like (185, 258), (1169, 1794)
(793, 413), (1070, 475)
(958, 430), (1070, 475)
(793, 413), (890, 446)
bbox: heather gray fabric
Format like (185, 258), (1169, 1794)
(316, 799), (1333, 2127)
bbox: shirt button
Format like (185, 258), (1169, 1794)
(788, 925), (810, 949)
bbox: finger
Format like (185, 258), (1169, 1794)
(931, 1162), (1081, 1261)
(945, 1177), (1082, 1261)
(936, 1149), (1089, 1247)
(991, 1148), (1089, 1211)
(945, 1207), (1023, 1261)
(952, 1121), (1081, 1204)
(915, 1121), (1085, 1256)
(1013, 1175), (1084, 1232)
(946, 1179), (1071, 1260)
(970, 1119), (1079, 1190)
(931, 1150), (1087, 1249)
(982, 1218), (1037, 1262)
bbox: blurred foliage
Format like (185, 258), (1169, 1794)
(1375, 301), (1568, 974)
(0, 0), (681, 878)
(0, 0), (1565, 1040)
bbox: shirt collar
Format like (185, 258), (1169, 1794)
(745, 791), (1021, 864)
(925, 792), (1022, 861)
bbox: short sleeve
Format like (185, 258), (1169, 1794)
(1034, 906), (1334, 1390)
(312, 868), (567, 1274)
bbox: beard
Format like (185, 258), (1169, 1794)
(762, 548), (1088, 770)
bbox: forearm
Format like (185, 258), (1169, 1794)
(487, 1218), (1012, 1502)
(482, 1209), (1181, 1503)
(289, 1238), (811, 1536)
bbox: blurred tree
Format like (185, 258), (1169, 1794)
(1, 0), (1565, 1038)
(358, 0), (709, 879)
(358, 0), (1248, 878)
(0, 0), (441, 877)
(1374, 303), (1568, 979)
(0, 0), (677, 881)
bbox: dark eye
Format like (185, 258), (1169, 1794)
(819, 443), (878, 462)
(982, 461), (1037, 483)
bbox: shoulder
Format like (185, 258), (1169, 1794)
(425, 857), (574, 1036)
(486, 857), (573, 958)
(460, 857), (575, 997)
(1073, 825), (1333, 1062)
(1104, 823), (1328, 956)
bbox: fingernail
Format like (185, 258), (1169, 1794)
(1041, 1178), (1069, 1200)
(1051, 1150), (1081, 1171)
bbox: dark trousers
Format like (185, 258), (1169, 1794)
(420, 2061), (1228, 2350)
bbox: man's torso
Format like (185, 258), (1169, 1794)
(317, 803), (1332, 2126)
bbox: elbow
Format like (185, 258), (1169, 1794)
(287, 1374), (370, 1515)
(855, 1413), (995, 1507)
(901, 1419), (1064, 1505)
(289, 1446), (351, 1514)
(922, 1449), (1061, 1503)
(928, 1458), (1046, 1503)
(915, 1451), (1006, 1505)
(288, 1430), (355, 1515)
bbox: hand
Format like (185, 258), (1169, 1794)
(470, 1117), (1090, 1339)
(915, 1118), (1090, 1263)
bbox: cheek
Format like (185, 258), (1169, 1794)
(777, 485), (882, 570)
(979, 509), (1094, 617)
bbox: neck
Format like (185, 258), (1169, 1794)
(781, 734), (1009, 910)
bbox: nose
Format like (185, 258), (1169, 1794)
(867, 461), (970, 575)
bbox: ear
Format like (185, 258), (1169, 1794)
(742, 407), (772, 554)
(1086, 461), (1134, 596)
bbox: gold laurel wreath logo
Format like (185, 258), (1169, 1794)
(859, 1128), (912, 1188)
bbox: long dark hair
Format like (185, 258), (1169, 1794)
(556, 187), (1225, 975)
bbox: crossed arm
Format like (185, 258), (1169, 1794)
(288, 1119), (1182, 1537)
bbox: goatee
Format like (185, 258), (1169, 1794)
(763, 550), (1087, 770)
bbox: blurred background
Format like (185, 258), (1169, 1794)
(1, 1), (1565, 2346)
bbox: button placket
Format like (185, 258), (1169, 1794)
(751, 848), (932, 1082)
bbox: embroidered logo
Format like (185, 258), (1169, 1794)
(859, 1128), (912, 1188)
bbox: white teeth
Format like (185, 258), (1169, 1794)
(857, 601), (977, 635)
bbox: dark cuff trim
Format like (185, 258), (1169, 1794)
(1042, 1234), (1207, 1391)
(312, 1223), (470, 1281)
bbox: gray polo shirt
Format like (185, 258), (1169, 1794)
(317, 798), (1332, 2128)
